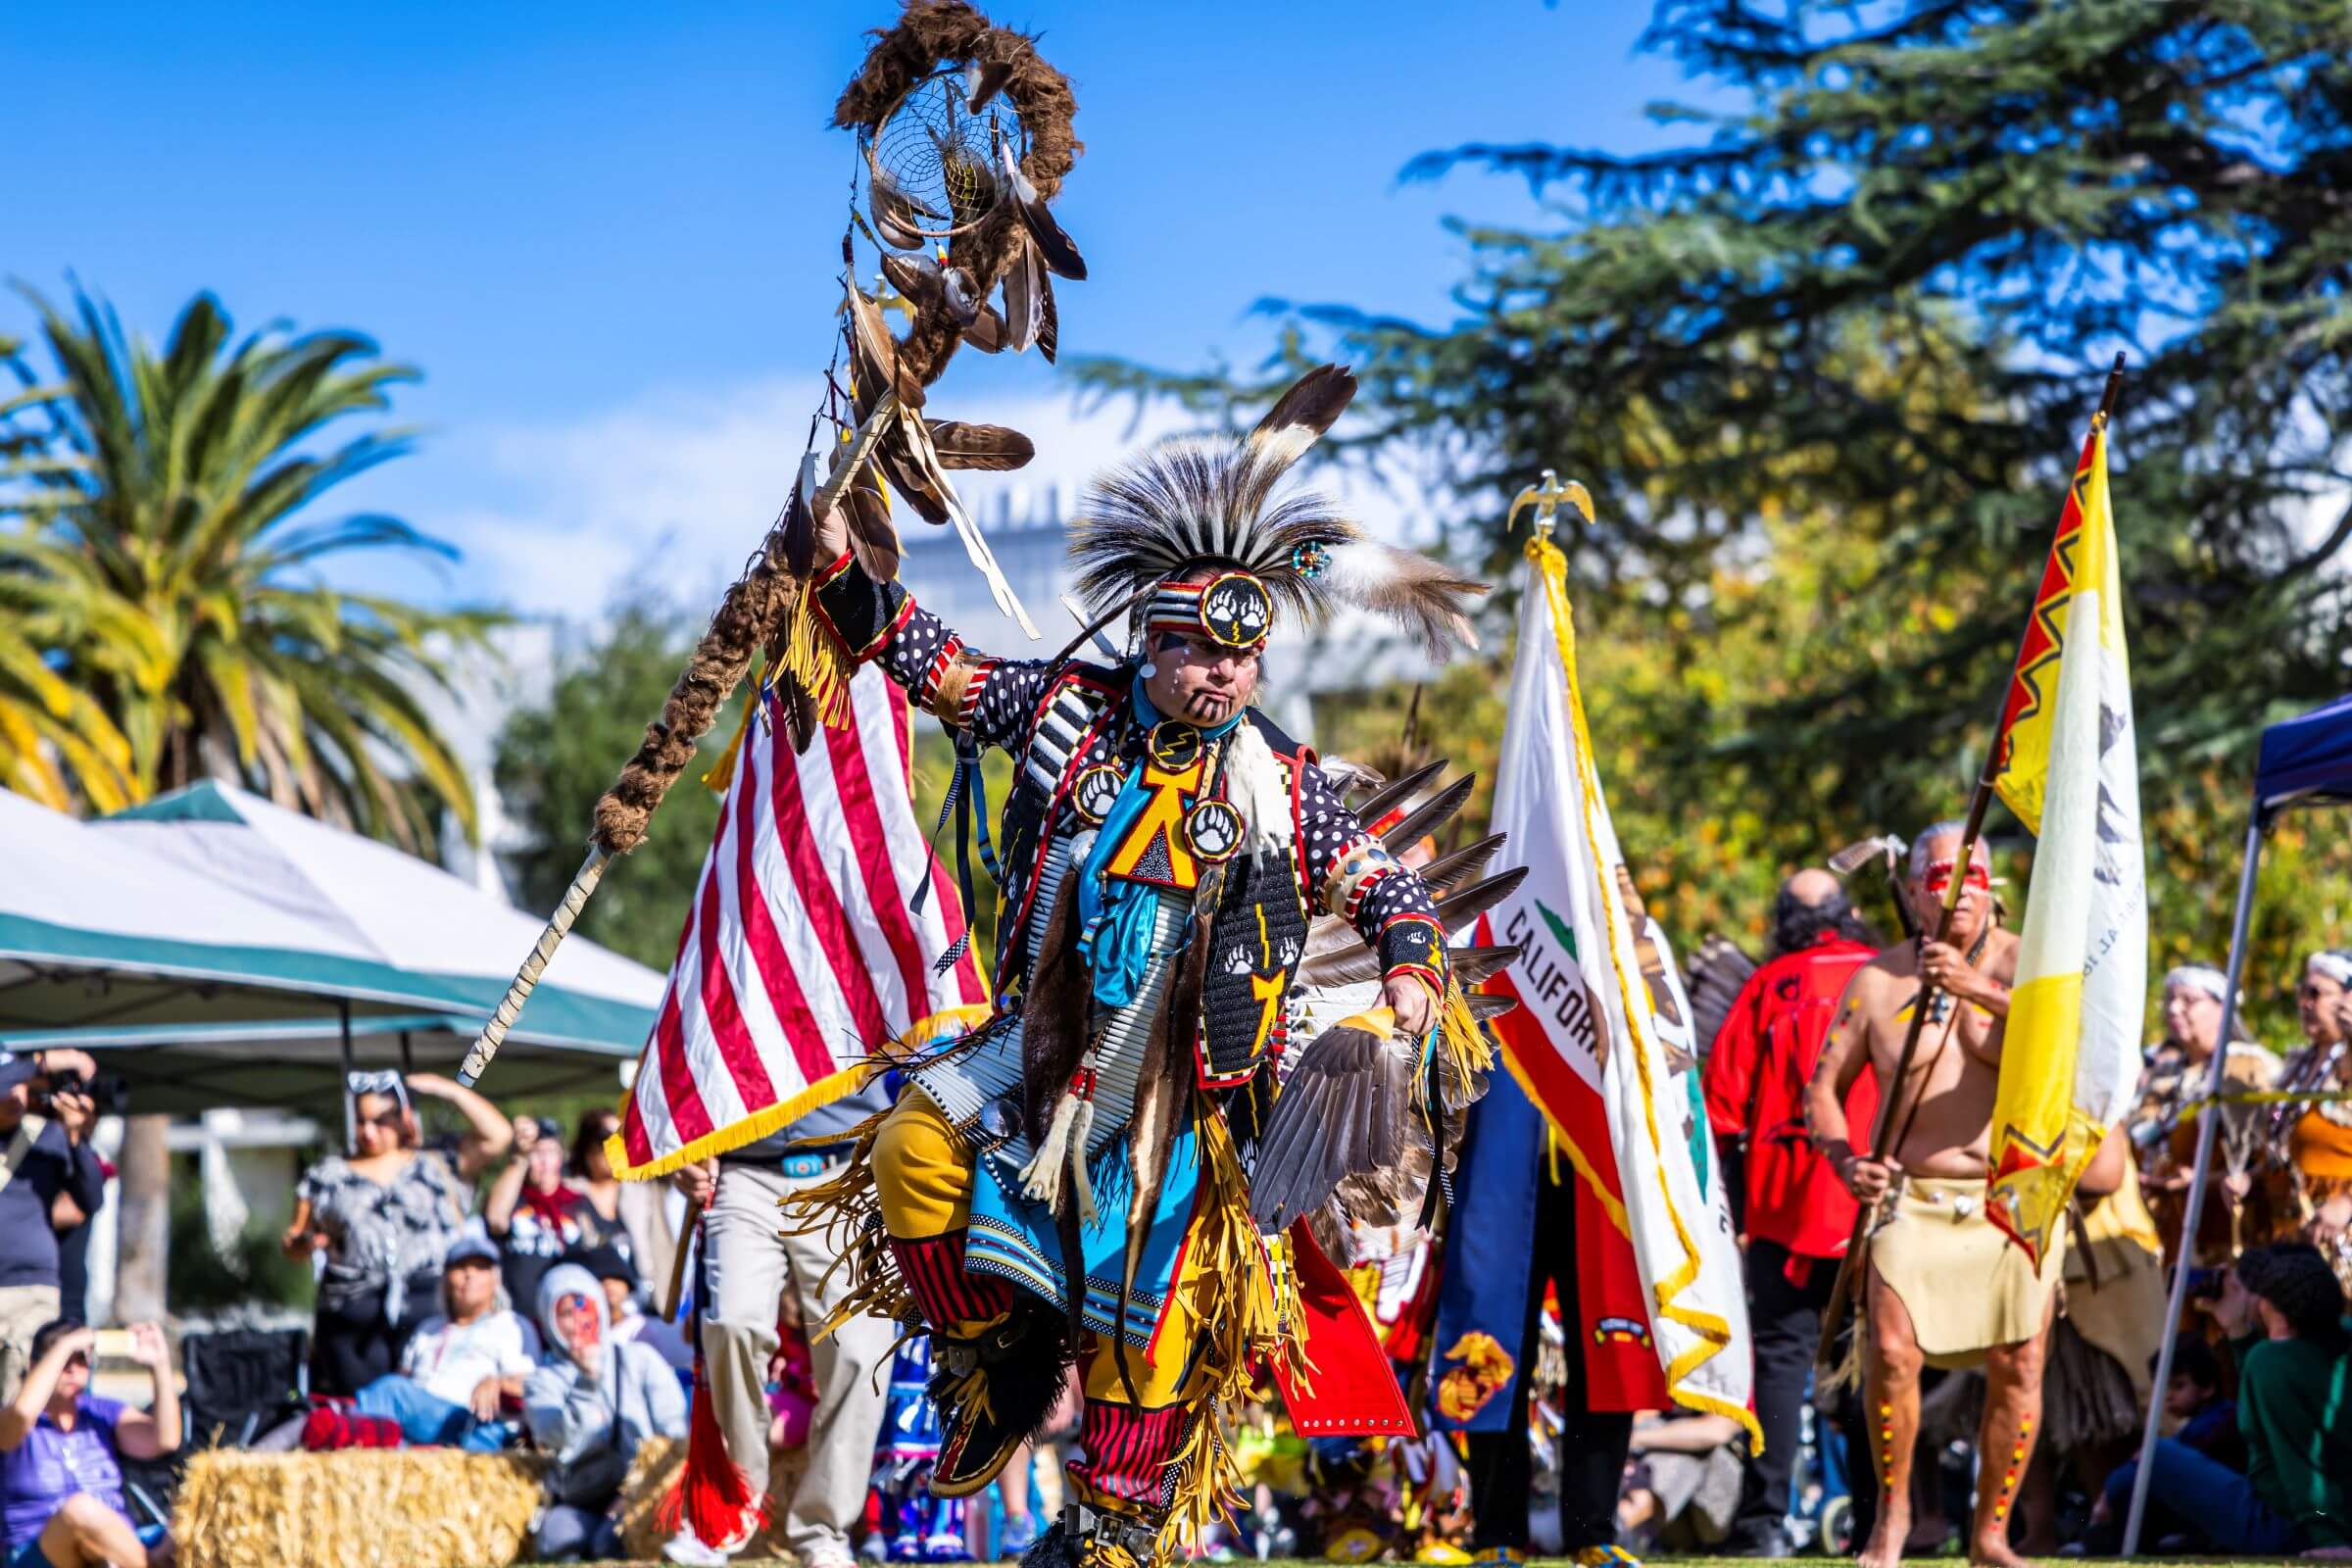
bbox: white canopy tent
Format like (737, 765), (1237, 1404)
(0, 782), (662, 1117)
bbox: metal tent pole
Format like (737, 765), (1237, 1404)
(337, 999), (357, 1153)
(2122, 805), (2266, 1553)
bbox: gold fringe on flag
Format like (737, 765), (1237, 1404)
(1523, 530), (1764, 1448)
(698, 685), (760, 793)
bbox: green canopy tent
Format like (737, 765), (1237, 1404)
(0, 783), (662, 1122)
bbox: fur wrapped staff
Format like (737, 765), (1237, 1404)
(460, 0), (1087, 1088)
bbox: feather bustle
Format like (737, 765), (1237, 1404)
(1382, 773), (1476, 855)
(1420, 833), (1506, 895)
(1322, 539), (1488, 656)
(1437, 865), (1529, 931)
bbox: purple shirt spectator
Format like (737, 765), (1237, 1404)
(0, 1393), (124, 1548)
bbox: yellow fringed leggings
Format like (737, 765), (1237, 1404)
(872, 1090), (1211, 1513)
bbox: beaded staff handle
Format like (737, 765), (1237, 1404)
(458, 848), (611, 1087)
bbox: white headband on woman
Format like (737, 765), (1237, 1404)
(2164, 965), (2229, 1005)
(2307, 951), (2352, 989)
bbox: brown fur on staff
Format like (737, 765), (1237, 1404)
(835, 1), (1084, 386)
(590, 531), (794, 858)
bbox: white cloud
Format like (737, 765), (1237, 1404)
(404, 371), (1439, 621)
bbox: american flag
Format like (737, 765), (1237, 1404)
(612, 663), (988, 1177)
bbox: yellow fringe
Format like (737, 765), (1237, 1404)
(1526, 532), (1764, 1452)
(1161, 1399), (1245, 1556)
(1153, 1103), (1304, 1557)
(1436, 973), (1494, 1099)
(607, 1004), (993, 1184)
(604, 1063), (876, 1183)
(784, 584), (855, 733)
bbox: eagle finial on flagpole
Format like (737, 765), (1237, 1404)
(1506, 468), (1595, 539)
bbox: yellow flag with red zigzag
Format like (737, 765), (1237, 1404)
(1984, 416), (2147, 1264)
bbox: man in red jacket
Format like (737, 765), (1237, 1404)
(1703, 869), (1878, 1555)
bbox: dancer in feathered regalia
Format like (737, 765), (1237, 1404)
(788, 365), (1517, 1568)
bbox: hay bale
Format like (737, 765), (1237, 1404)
(175, 1448), (548, 1568)
(613, 1437), (684, 1560)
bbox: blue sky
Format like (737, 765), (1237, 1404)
(9, 1), (1710, 614)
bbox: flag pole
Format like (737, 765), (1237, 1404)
(2123, 802), (2265, 1553)
(1814, 352), (2128, 1369)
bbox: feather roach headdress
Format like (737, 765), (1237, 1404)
(1066, 365), (1489, 658)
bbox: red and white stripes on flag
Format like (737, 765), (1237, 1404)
(609, 664), (988, 1179)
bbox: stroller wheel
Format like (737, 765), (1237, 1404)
(1819, 1496), (1856, 1557)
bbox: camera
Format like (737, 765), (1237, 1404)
(2182, 1266), (2227, 1302)
(32, 1067), (124, 1115)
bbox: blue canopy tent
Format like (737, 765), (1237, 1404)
(2124, 693), (2352, 1550)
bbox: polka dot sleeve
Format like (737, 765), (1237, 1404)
(810, 551), (1052, 753)
(1297, 760), (1444, 981)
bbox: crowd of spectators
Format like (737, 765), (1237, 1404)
(0, 1065), (710, 1567)
(0, 892), (2349, 1566)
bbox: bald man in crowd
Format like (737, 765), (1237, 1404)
(1702, 868), (1879, 1556)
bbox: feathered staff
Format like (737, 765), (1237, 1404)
(459, 0), (1089, 1089)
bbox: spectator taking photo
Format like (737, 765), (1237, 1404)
(0, 1321), (177, 1568)
(282, 1070), (511, 1397)
(0, 1054), (107, 1409)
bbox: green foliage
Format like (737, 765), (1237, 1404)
(165, 1155), (315, 1316)
(0, 285), (504, 848)
(1084, 0), (2352, 1016)
(495, 600), (745, 972)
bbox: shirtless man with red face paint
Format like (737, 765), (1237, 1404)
(1804, 821), (2056, 1568)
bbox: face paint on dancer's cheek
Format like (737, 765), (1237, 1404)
(1920, 858), (1990, 903)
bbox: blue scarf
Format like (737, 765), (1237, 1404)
(1074, 677), (1240, 1009)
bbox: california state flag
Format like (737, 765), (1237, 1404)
(1474, 531), (1756, 1436)
(1986, 416), (2147, 1263)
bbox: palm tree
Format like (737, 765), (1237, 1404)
(0, 287), (504, 849)
(0, 330), (144, 810)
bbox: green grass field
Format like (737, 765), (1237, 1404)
(546, 1559), (2280, 1567)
